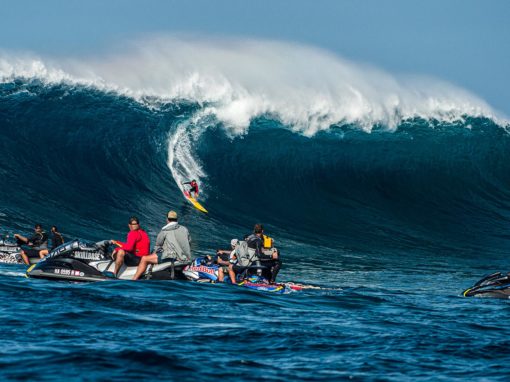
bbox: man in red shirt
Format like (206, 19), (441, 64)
(110, 216), (150, 277)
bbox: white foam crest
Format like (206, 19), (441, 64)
(0, 54), (103, 89)
(167, 120), (207, 195)
(0, 36), (505, 135)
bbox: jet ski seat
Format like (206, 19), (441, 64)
(236, 260), (269, 280)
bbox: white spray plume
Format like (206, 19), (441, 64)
(0, 36), (505, 135)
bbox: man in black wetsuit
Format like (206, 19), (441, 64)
(14, 224), (49, 265)
(245, 224), (282, 284)
(38, 226), (65, 258)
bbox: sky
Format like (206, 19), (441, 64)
(0, 0), (509, 116)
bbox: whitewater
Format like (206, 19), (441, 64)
(1, 36), (510, 381)
(0, 36), (504, 132)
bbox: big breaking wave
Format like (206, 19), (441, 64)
(0, 36), (509, 255)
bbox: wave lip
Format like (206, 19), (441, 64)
(1, 36), (506, 136)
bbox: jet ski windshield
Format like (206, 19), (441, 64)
(463, 272), (510, 298)
(44, 239), (111, 261)
(473, 272), (509, 288)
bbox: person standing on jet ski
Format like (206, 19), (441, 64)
(132, 210), (191, 280)
(109, 216), (150, 277)
(182, 179), (199, 198)
(38, 226), (65, 258)
(14, 224), (49, 265)
(245, 224), (281, 284)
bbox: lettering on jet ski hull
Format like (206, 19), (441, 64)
(71, 251), (103, 260)
(187, 265), (217, 275)
(0, 246), (20, 252)
(54, 269), (84, 277)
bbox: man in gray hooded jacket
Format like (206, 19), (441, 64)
(132, 210), (191, 280)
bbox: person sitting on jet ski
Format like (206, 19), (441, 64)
(224, 228), (273, 284)
(108, 216), (150, 278)
(132, 210), (191, 280)
(245, 224), (281, 284)
(260, 225), (282, 283)
(215, 238), (239, 283)
(226, 234), (265, 284)
(14, 224), (49, 265)
(38, 226), (65, 258)
(182, 179), (199, 198)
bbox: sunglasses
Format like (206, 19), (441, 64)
(129, 222), (139, 225)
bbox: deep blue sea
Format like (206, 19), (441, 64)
(2, 77), (510, 381)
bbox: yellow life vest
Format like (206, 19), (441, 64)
(263, 234), (273, 249)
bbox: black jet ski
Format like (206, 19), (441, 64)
(26, 239), (190, 282)
(0, 237), (22, 264)
(463, 272), (510, 299)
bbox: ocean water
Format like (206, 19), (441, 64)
(1, 39), (510, 380)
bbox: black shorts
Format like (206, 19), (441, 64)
(124, 252), (142, 266)
(216, 253), (230, 263)
(232, 265), (249, 274)
(24, 248), (42, 258)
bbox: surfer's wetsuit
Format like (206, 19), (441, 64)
(183, 181), (199, 197)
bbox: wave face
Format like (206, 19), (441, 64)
(1, 38), (510, 380)
(1, 79), (508, 257)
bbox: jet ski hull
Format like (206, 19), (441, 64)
(0, 250), (41, 265)
(0, 251), (23, 264)
(27, 253), (190, 282)
(463, 288), (510, 299)
(0, 240), (23, 264)
(27, 257), (106, 282)
(183, 257), (299, 293)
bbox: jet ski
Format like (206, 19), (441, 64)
(26, 239), (190, 282)
(183, 257), (301, 293)
(463, 272), (510, 299)
(0, 237), (22, 264)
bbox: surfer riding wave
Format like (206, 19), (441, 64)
(182, 179), (199, 199)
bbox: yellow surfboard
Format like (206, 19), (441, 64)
(184, 192), (208, 213)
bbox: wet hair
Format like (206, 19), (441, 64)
(51, 226), (58, 232)
(129, 216), (140, 224)
(34, 224), (42, 229)
(253, 224), (263, 234)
